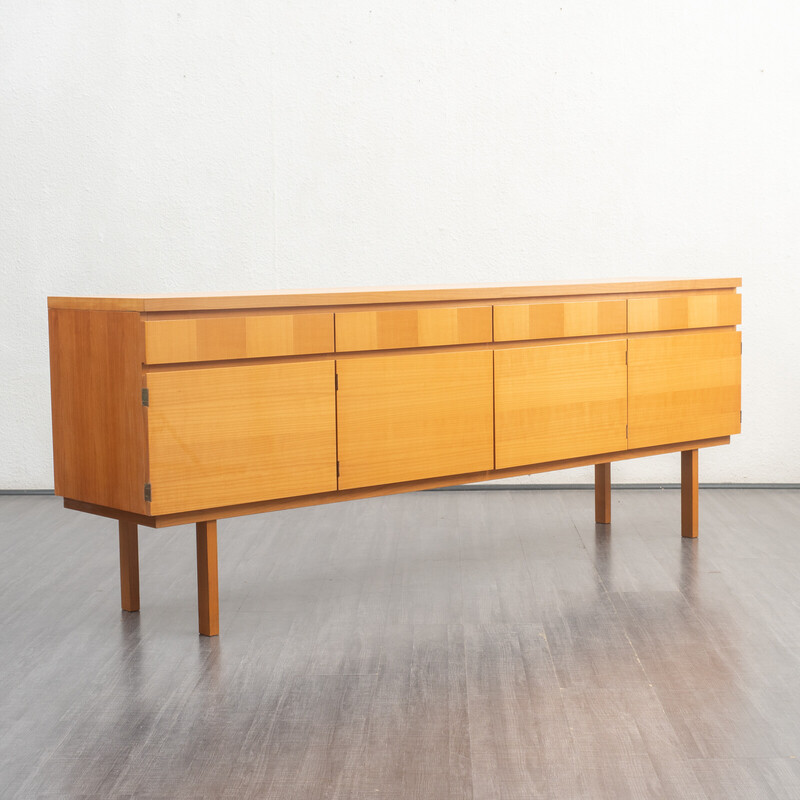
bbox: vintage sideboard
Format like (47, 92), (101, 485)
(48, 278), (742, 636)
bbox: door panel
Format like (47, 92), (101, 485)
(336, 350), (493, 489)
(146, 361), (337, 514)
(494, 340), (628, 469)
(628, 330), (741, 448)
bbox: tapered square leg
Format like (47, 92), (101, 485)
(118, 520), (140, 612)
(681, 449), (699, 538)
(595, 463), (611, 524)
(196, 520), (219, 636)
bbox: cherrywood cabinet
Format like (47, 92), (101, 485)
(48, 277), (742, 636)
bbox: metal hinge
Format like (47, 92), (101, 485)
(740, 410), (742, 423)
(336, 461), (340, 478)
(626, 424), (628, 438)
(625, 350), (628, 365)
(141, 388), (149, 406)
(144, 483), (151, 502)
(335, 373), (339, 390)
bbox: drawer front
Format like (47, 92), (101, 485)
(144, 312), (334, 364)
(335, 306), (492, 352)
(146, 361), (337, 514)
(493, 300), (626, 341)
(627, 292), (741, 333)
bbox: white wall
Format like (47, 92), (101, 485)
(1, 1), (798, 489)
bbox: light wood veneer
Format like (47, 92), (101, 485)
(493, 299), (626, 341)
(628, 292), (741, 333)
(144, 312), (333, 364)
(627, 330), (741, 449)
(48, 278), (742, 636)
(494, 339), (627, 468)
(49, 308), (148, 514)
(337, 350), (494, 489)
(146, 361), (337, 514)
(335, 306), (491, 352)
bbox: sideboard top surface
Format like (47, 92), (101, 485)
(48, 277), (742, 312)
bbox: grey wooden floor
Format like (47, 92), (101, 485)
(2, 489), (800, 799)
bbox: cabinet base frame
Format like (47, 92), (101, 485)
(196, 520), (219, 637)
(87, 437), (721, 636)
(595, 463), (612, 524)
(118, 520), (139, 612)
(681, 449), (700, 538)
(66, 436), (728, 529)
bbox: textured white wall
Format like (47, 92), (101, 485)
(1, 1), (798, 489)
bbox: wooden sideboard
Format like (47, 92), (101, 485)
(48, 278), (742, 636)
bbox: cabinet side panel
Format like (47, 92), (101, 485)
(49, 308), (148, 513)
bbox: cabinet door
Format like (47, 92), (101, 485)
(146, 361), (337, 514)
(628, 330), (741, 449)
(494, 340), (628, 469)
(336, 350), (493, 490)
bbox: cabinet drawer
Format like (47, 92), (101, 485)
(144, 312), (334, 364)
(628, 293), (741, 333)
(493, 300), (626, 341)
(335, 306), (492, 352)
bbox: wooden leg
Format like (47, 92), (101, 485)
(196, 520), (219, 637)
(119, 520), (140, 612)
(681, 449), (699, 538)
(595, 463), (611, 524)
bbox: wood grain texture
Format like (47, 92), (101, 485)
(628, 292), (741, 333)
(144, 312), (333, 364)
(145, 361), (337, 515)
(334, 305), (492, 352)
(628, 330), (741, 449)
(595, 463), (611, 524)
(196, 520), (219, 636)
(494, 340), (628, 469)
(493, 299), (626, 341)
(49, 309), (148, 514)
(118, 520), (139, 612)
(681, 449), (699, 538)
(47, 277), (742, 311)
(64, 436), (731, 528)
(336, 350), (494, 489)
